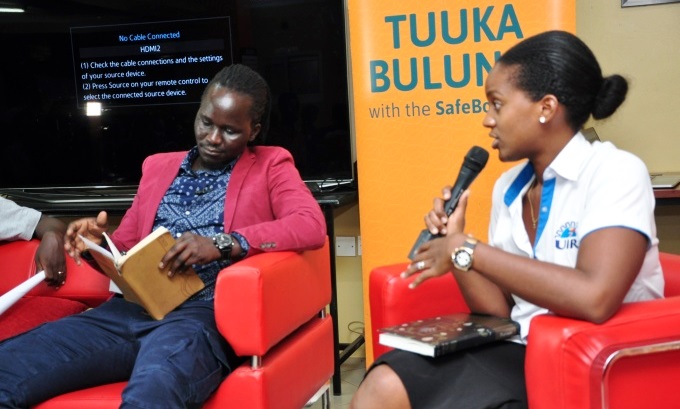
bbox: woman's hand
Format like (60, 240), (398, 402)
(423, 185), (453, 236)
(403, 190), (471, 288)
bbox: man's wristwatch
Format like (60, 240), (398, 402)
(451, 237), (478, 271)
(213, 233), (235, 261)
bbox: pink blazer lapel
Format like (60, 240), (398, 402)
(223, 149), (256, 232)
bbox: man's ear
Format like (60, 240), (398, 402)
(249, 123), (262, 142)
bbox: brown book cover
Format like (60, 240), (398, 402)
(80, 227), (205, 320)
(379, 313), (520, 357)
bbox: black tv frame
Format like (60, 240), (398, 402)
(0, 0), (354, 197)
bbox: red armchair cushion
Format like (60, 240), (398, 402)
(0, 240), (111, 308)
(215, 240), (331, 356)
(526, 296), (680, 409)
(659, 252), (680, 297)
(370, 263), (469, 358)
(0, 240), (111, 342)
(209, 315), (334, 409)
(0, 296), (88, 341)
(32, 383), (125, 409)
(0, 240), (41, 295)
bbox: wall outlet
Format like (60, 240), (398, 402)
(336, 236), (356, 257)
(357, 236), (362, 256)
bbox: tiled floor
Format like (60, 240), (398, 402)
(309, 357), (366, 409)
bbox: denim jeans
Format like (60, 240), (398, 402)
(0, 296), (241, 409)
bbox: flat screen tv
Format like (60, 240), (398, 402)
(0, 0), (352, 192)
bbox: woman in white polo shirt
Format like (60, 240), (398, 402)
(350, 30), (663, 409)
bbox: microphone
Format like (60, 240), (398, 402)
(408, 146), (489, 260)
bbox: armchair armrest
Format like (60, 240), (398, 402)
(0, 240), (111, 341)
(214, 239), (331, 357)
(369, 263), (470, 359)
(526, 296), (680, 409)
(0, 240), (110, 308)
(0, 240), (41, 294)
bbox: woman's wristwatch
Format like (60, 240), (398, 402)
(451, 237), (478, 271)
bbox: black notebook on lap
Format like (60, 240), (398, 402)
(378, 313), (520, 357)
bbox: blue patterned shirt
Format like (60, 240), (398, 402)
(153, 147), (235, 301)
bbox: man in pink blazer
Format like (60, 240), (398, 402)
(0, 64), (326, 408)
(113, 146), (326, 257)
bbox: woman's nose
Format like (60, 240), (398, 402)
(482, 113), (495, 128)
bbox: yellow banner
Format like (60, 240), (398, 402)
(346, 0), (575, 361)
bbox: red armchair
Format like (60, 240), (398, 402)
(370, 252), (680, 409)
(0, 240), (112, 340)
(0, 239), (334, 409)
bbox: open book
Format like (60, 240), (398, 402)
(379, 313), (520, 357)
(80, 227), (205, 320)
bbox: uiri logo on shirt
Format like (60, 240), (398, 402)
(555, 221), (578, 250)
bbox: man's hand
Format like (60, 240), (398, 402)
(160, 232), (221, 276)
(33, 215), (68, 287)
(36, 230), (67, 287)
(64, 211), (109, 264)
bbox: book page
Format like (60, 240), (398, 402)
(79, 234), (114, 261)
(79, 234), (124, 294)
(102, 232), (121, 261)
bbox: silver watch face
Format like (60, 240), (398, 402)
(214, 233), (234, 260)
(454, 249), (472, 269)
(215, 233), (233, 248)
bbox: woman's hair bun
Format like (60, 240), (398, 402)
(592, 74), (628, 120)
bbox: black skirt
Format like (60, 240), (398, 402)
(370, 341), (528, 409)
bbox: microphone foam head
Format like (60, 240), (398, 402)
(465, 146), (490, 173)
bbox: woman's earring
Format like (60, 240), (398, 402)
(539, 116), (546, 124)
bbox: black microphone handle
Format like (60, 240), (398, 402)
(407, 193), (466, 261)
(408, 228), (438, 261)
(442, 165), (478, 216)
(407, 165), (482, 260)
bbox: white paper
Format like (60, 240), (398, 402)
(109, 280), (122, 294)
(78, 234), (115, 261)
(0, 270), (46, 316)
(78, 234), (122, 294)
(103, 232), (121, 260)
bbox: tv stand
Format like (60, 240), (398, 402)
(0, 185), (138, 216)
